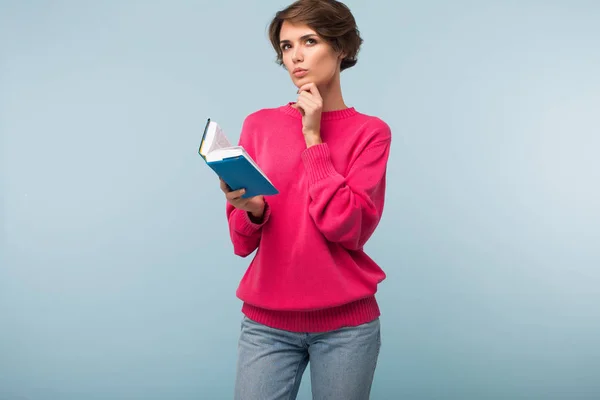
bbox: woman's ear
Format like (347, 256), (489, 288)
(337, 51), (347, 67)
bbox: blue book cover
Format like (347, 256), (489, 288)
(199, 118), (279, 198)
(207, 156), (278, 198)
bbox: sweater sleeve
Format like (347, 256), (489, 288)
(226, 201), (271, 257)
(301, 138), (391, 251)
(224, 115), (271, 257)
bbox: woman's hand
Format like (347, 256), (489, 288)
(220, 179), (265, 220)
(291, 82), (323, 147)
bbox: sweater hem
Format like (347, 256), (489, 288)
(241, 295), (380, 332)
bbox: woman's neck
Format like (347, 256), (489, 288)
(317, 74), (347, 112)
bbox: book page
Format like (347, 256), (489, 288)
(211, 124), (232, 152)
(205, 146), (243, 162)
(200, 121), (233, 157)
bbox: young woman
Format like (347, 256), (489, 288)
(220, 1), (392, 399)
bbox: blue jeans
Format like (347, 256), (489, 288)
(234, 316), (381, 400)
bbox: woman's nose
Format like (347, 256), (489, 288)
(292, 47), (303, 63)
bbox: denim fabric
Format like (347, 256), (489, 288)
(234, 316), (381, 400)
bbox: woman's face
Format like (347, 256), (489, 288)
(279, 21), (342, 88)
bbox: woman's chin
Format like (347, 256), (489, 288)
(292, 76), (321, 88)
(292, 76), (305, 86)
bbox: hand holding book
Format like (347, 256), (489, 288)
(220, 178), (265, 221)
(198, 119), (279, 199)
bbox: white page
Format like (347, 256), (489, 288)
(205, 146), (243, 162)
(200, 121), (233, 157)
(211, 124), (232, 152)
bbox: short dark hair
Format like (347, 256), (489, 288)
(268, 0), (363, 71)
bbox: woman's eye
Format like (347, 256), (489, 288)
(306, 38), (317, 45)
(281, 44), (291, 51)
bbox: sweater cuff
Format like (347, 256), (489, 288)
(301, 143), (339, 184)
(237, 201), (271, 235)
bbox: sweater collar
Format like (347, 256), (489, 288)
(281, 102), (358, 121)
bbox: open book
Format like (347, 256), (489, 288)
(198, 118), (279, 198)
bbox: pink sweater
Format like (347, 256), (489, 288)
(226, 103), (392, 332)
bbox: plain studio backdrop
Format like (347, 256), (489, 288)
(1, 1), (599, 399)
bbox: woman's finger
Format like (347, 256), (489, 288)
(298, 82), (321, 99)
(219, 178), (230, 193)
(298, 92), (318, 110)
(226, 188), (246, 200)
(293, 99), (306, 116)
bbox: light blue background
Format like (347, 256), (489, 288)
(1, 1), (599, 399)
